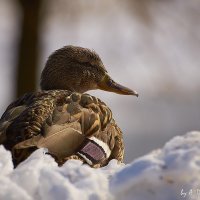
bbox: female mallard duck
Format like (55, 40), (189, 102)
(0, 45), (138, 168)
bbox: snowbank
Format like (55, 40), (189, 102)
(1, 131), (200, 200)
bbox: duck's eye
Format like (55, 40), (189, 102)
(82, 62), (94, 67)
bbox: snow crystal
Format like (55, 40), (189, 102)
(1, 131), (200, 200)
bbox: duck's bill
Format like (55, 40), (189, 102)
(98, 74), (139, 96)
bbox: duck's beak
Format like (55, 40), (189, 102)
(98, 74), (139, 96)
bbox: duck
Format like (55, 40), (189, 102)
(0, 45), (138, 168)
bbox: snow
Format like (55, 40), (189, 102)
(111, 131), (200, 200)
(1, 131), (200, 200)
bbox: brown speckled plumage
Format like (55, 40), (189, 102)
(0, 45), (137, 167)
(41, 46), (106, 93)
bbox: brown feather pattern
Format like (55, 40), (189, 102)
(0, 90), (124, 167)
(0, 45), (134, 168)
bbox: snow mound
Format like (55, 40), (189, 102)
(1, 131), (200, 200)
(111, 131), (200, 200)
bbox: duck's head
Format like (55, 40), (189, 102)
(40, 45), (138, 96)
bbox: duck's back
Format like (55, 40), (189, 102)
(0, 90), (124, 167)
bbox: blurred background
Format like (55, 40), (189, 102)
(0, 0), (200, 163)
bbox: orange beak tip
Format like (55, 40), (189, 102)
(128, 90), (139, 97)
(133, 91), (139, 97)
